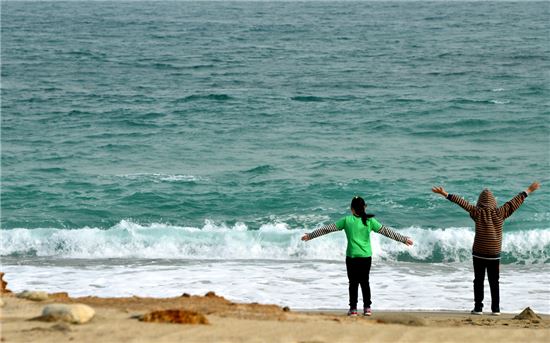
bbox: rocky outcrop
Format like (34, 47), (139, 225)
(139, 309), (209, 324)
(49, 292), (70, 300)
(0, 272), (12, 293)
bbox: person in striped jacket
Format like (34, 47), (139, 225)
(432, 181), (540, 316)
(301, 196), (413, 317)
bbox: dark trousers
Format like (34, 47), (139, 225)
(473, 256), (500, 312)
(346, 257), (372, 309)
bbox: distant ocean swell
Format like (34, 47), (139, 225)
(2, 220), (548, 264)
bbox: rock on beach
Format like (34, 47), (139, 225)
(0, 272), (12, 293)
(514, 307), (542, 321)
(139, 309), (209, 325)
(17, 290), (49, 301)
(35, 304), (95, 324)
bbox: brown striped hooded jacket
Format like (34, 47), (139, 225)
(447, 189), (528, 260)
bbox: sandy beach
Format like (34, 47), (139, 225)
(2, 1), (549, 342)
(1, 289), (548, 343)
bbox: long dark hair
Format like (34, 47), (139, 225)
(351, 196), (374, 225)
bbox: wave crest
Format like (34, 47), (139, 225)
(1, 221), (548, 264)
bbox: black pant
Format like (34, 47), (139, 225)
(346, 257), (372, 309)
(473, 256), (500, 312)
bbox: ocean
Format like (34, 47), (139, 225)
(1, 1), (549, 313)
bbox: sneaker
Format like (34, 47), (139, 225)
(347, 308), (358, 316)
(491, 312), (501, 316)
(363, 307), (372, 316)
(470, 309), (483, 315)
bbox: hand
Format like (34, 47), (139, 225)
(301, 234), (310, 241)
(526, 181), (540, 194)
(431, 186), (448, 198)
(405, 238), (413, 246)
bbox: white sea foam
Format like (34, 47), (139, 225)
(2, 220), (549, 264)
(115, 173), (205, 182)
(3, 260), (549, 314)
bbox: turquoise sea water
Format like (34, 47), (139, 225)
(1, 1), (549, 312)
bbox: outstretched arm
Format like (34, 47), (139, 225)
(376, 226), (413, 246)
(498, 182), (540, 219)
(432, 186), (476, 214)
(301, 223), (339, 241)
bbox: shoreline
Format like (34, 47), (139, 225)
(1, 291), (549, 343)
(5, 260), (548, 315)
(299, 308), (550, 317)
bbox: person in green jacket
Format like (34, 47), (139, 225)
(301, 196), (413, 316)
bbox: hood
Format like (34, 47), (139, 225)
(477, 189), (497, 208)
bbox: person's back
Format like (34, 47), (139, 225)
(448, 188), (527, 260)
(302, 196), (413, 316)
(432, 182), (540, 315)
(337, 215), (378, 258)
